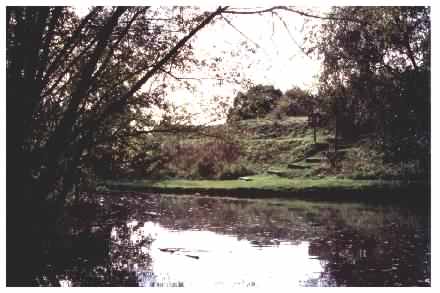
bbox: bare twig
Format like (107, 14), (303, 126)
(223, 6), (367, 24)
(220, 15), (270, 57)
(160, 68), (223, 82)
(273, 12), (312, 59)
(74, 6), (229, 144)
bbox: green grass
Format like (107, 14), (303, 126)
(108, 116), (428, 198)
(105, 175), (409, 193)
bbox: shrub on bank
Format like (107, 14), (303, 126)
(217, 163), (255, 180)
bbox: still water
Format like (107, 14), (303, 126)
(113, 221), (326, 287)
(44, 193), (430, 287)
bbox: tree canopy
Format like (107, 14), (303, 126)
(307, 6), (430, 161)
(226, 84), (283, 121)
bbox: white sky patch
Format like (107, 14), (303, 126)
(72, 5), (90, 17)
(197, 8), (324, 91)
(163, 7), (325, 124)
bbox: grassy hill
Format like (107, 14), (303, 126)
(205, 116), (425, 181)
(103, 116), (428, 201)
(232, 116), (331, 177)
(134, 116), (428, 181)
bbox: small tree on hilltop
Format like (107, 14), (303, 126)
(226, 84), (282, 122)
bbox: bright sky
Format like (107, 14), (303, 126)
(163, 7), (326, 124)
(192, 8), (324, 92)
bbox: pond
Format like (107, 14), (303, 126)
(38, 193), (430, 287)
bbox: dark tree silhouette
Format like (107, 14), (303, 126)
(6, 6), (227, 285)
(307, 7), (430, 163)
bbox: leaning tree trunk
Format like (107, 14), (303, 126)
(7, 6), (228, 285)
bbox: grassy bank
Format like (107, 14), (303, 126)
(108, 175), (407, 190)
(103, 175), (429, 204)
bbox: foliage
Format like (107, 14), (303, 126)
(306, 7), (430, 165)
(148, 137), (249, 179)
(116, 115), (429, 182)
(6, 6), (227, 284)
(154, 116), (427, 181)
(270, 86), (315, 119)
(226, 84), (283, 121)
(339, 142), (429, 180)
(228, 84), (319, 121)
(217, 163), (254, 179)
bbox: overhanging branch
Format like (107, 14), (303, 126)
(273, 12), (311, 59)
(220, 15), (268, 56)
(223, 6), (367, 24)
(74, 6), (229, 144)
(160, 68), (223, 82)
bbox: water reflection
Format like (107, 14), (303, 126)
(44, 193), (429, 287)
(119, 221), (327, 287)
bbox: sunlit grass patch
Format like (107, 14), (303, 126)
(106, 175), (407, 193)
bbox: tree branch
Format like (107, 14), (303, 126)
(393, 14), (418, 71)
(91, 8), (148, 83)
(41, 7), (102, 86)
(273, 12), (311, 59)
(220, 15), (268, 55)
(44, 7), (128, 162)
(92, 6), (229, 130)
(37, 7), (63, 84)
(160, 68), (223, 82)
(63, 6), (228, 158)
(223, 6), (367, 24)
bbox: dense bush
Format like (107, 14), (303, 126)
(227, 83), (319, 122)
(227, 84), (282, 122)
(310, 7), (430, 164)
(152, 138), (248, 179)
(271, 87), (315, 118)
(217, 163), (254, 179)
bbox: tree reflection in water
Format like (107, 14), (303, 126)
(37, 192), (429, 287)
